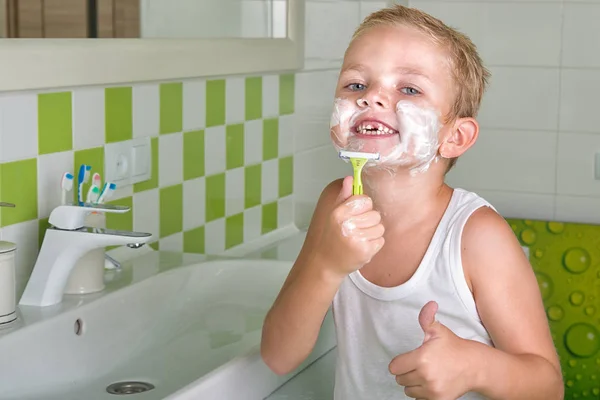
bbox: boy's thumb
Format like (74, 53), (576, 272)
(418, 301), (439, 343)
(336, 176), (354, 203)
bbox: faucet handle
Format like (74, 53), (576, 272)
(48, 204), (130, 230)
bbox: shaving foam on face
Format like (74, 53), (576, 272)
(330, 98), (443, 175)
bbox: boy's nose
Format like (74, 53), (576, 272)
(357, 89), (392, 109)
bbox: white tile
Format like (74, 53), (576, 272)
(562, 4), (600, 68)
(446, 129), (557, 194)
(0, 93), (38, 162)
(294, 145), (347, 185)
(183, 177), (205, 231)
(478, 67), (559, 131)
(159, 132), (183, 187)
(205, 126), (227, 175)
(37, 151), (74, 218)
(244, 120), (263, 165)
(226, 168), (245, 217)
(133, 83), (159, 138)
(159, 232), (183, 252)
(559, 69), (600, 133)
(411, 1), (562, 67)
(244, 205), (262, 243)
(111, 184), (133, 201)
(183, 79), (206, 131)
(305, 1), (360, 67)
(555, 195), (600, 225)
(556, 132), (600, 197)
(262, 159), (279, 203)
(295, 71), (339, 151)
(278, 196), (294, 228)
(205, 218), (226, 254)
(3, 220), (39, 299)
(474, 189), (555, 221)
(360, 2), (387, 20)
(133, 188), (159, 240)
(262, 74), (280, 118)
(226, 77), (245, 124)
(73, 88), (105, 149)
(278, 115), (295, 156)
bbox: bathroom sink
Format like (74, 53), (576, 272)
(0, 250), (335, 400)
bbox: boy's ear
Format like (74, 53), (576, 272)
(439, 117), (478, 159)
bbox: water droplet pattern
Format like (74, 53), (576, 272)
(506, 219), (600, 397)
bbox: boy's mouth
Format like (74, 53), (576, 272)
(352, 119), (399, 137)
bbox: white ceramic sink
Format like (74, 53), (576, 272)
(0, 248), (335, 400)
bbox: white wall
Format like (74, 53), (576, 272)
(294, 0), (397, 227)
(412, 0), (600, 224)
(295, 0), (600, 225)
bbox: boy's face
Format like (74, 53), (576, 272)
(331, 24), (456, 174)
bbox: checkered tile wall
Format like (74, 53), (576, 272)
(0, 73), (295, 296)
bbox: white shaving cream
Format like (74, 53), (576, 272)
(330, 98), (443, 175)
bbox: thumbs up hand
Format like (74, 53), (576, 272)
(388, 301), (477, 400)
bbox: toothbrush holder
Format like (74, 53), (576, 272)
(64, 211), (106, 295)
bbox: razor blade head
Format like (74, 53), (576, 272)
(338, 150), (381, 160)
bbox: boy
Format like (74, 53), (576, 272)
(261, 5), (563, 400)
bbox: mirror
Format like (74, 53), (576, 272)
(0, 0), (287, 39)
(0, 0), (303, 91)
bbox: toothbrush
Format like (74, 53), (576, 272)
(86, 185), (101, 204)
(338, 150), (380, 195)
(91, 172), (102, 191)
(77, 164), (91, 206)
(97, 182), (116, 204)
(60, 172), (74, 205)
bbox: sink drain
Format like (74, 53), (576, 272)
(106, 381), (155, 395)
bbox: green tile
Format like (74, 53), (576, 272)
(279, 74), (295, 115)
(38, 218), (49, 248)
(226, 124), (244, 170)
(105, 87), (133, 143)
(245, 77), (262, 121)
(38, 92), (73, 155)
(134, 137), (158, 193)
(160, 184), (183, 238)
(244, 164), (262, 209)
(0, 159), (37, 227)
(160, 82), (183, 134)
(206, 80), (226, 127)
(149, 242), (160, 251)
(206, 173), (225, 222)
(263, 118), (279, 161)
(183, 130), (205, 180)
(184, 226), (205, 254)
(106, 196), (133, 231)
(279, 156), (293, 197)
(262, 201), (278, 234)
(226, 213), (244, 249)
(73, 147), (104, 203)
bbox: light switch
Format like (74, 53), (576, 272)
(105, 137), (152, 186)
(131, 137), (151, 183)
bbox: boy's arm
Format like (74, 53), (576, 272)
(261, 177), (384, 375)
(462, 207), (564, 399)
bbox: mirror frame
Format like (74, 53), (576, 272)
(0, 0), (304, 92)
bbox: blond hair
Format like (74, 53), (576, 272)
(351, 5), (490, 169)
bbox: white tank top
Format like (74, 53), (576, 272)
(332, 188), (494, 400)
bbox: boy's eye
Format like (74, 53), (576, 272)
(346, 83), (366, 91)
(401, 87), (421, 96)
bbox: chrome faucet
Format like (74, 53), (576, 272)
(20, 204), (152, 307)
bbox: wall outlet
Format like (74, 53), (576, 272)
(105, 137), (151, 186)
